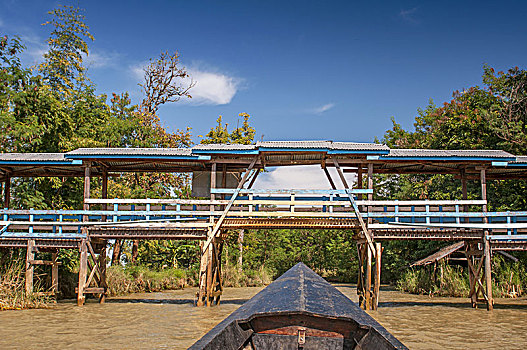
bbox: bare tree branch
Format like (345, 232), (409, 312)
(139, 51), (195, 114)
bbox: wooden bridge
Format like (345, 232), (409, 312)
(2, 141), (527, 311)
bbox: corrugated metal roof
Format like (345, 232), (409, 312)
(192, 144), (257, 150)
(67, 148), (192, 156)
(330, 142), (389, 151)
(256, 140), (389, 152)
(256, 140), (332, 149)
(511, 156), (527, 164)
(0, 153), (69, 162)
(385, 149), (514, 158)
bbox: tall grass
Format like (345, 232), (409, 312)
(106, 265), (191, 296)
(397, 263), (470, 297)
(222, 264), (272, 288)
(0, 262), (53, 310)
(397, 257), (527, 298)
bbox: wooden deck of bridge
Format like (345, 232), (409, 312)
(3, 142), (527, 310)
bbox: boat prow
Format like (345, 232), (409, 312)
(189, 262), (407, 350)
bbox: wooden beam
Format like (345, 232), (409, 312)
(323, 166), (337, 190)
(25, 239), (35, 295)
(247, 168), (261, 189)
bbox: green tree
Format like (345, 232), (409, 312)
(200, 113), (255, 144)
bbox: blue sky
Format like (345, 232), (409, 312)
(2, 0), (527, 144)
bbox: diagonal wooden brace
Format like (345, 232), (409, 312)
(332, 158), (376, 256)
(203, 157), (258, 252)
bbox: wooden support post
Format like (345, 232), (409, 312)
(25, 239), (35, 295)
(238, 229), (244, 272)
(102, 170), (108, 212)
(83, 163), (91, 218)
(484, 237), (493, 311)
(51, 250), (59, 294)
(465, 242), (477, 307)
(221, 164), (227, 199)
(480, 168), (493, 311)
(357, 167), (363, 200)
(356, 243), (366, 308)
(4, 174), (10, 208)
(365, 243), (372, 310)
(461, 170), (468, 221)
(367, 163), (373, 222)
(210, 162), (217, 223)
(98, 242), (107, 303)
(373, 242), (382, 310)
(77, 239), (88, 306)
(196, 240), (208, 307)
(206, 240), (213, 307)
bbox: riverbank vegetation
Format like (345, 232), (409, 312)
(0, 262), (53, 310)
(1, 4), (527, 308)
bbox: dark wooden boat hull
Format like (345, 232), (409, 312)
(190, 262), (407, 350)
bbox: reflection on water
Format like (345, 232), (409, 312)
(0, 285), (526, 349)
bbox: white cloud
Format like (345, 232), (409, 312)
(84, 50), (120, 69)
(399, 7), (419, 23)
(130, 62), (145, 80)
(187, 68), (240, 105)
(254, 165), (356, 189)
(311, 103), (335, 114)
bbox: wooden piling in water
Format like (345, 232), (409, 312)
(25, 239), (35, 295)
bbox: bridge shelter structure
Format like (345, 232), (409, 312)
(1, 141), (527, 311)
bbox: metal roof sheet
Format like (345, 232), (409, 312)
(256, 140), (332, 149)
(66, 148), (192, 157)
(511, 156), (527, 164)
(330, 142), (389, 151)
(193, 144), (256, 150)
(0, 153), (69, 162)
(385, 149), (514, 158)
(256, 140), (388, 152)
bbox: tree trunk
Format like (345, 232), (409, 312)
(111, 240), (122, 265)
(131, 240), (139, 263)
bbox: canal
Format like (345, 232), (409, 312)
(0, 285), (526, 349)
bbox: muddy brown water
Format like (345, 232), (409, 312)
(0, 285), (526, 349)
